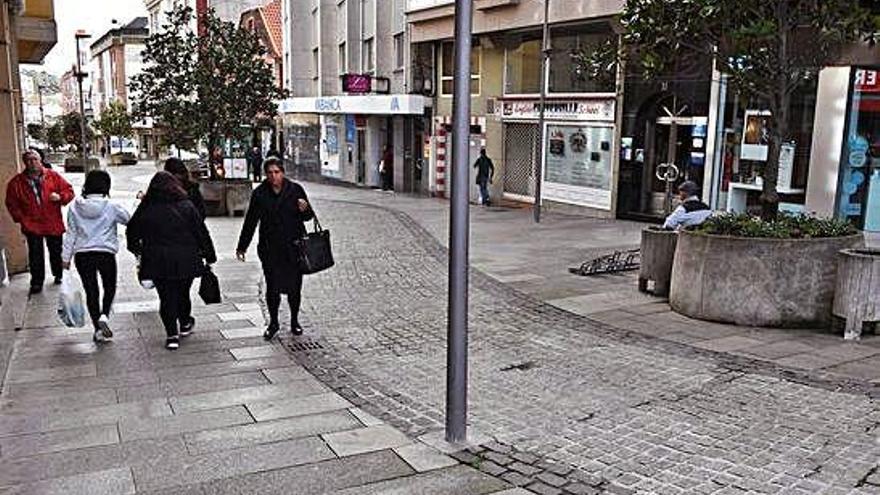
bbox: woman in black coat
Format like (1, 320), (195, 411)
(128, 171), (217, 350)
(236, 157), (313, 340)
(164, 157), (207, 219)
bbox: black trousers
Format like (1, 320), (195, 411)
(265, 272), (303, 327)
(26, 233), (62, 288)
(74, 252), (117, 329)
(154, 278), (194, 337)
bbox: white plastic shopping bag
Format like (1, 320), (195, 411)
(57, 271), (87, 328)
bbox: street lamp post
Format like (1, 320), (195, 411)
(446, 0), (473, 444)
(534, 0), (550, 223)
(74, 31), (91, 160)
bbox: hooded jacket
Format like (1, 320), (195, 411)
(62, 195), (131, 263)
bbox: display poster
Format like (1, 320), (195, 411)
(345, 115), (356, 142)
(325, 124), (339, 155)
(777, 143), (795, 190)
(741, 110), (772, 161)
(543, 124), (614, 210)
(225, 158), (248, 179)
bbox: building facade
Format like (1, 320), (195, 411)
(279, 0), (427, 192)
(89, 17), (155, 158)
(407, 0), (624, 209)
(407, 1), (880, 232)
(0, 0), (57, 272)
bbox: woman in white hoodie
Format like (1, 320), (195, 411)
(62, 170), (130, 343)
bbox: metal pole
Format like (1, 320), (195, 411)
(534, 0), (550, 223)
(446, 0), (473, 445)
(37, 84), (45, 131)
(75, 35), (88, 160)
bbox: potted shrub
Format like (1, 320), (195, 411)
(669, 213), (863, 327)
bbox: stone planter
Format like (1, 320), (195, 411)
(669, 231), (864, 327)
(833, 248), (880, 340)
(224, 180), (252, 217)
(199, 180), (227, 216)
(638, 228), (678, 297)
(199, 179), (252, 217)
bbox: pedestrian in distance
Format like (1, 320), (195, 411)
(380, 144), (394, 191)
(61, 170), (130, 343)
(473, 148), (495, 206)
(236, 157), (313, 340)
(127, 171), (216, 350)
(5, 149), (74, 295)
(163, 157), (207, 220)
(248, 146), (263, 183)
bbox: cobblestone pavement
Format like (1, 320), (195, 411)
(0, 164), (511, 494)
(295, 183), (880, 388)
(273, 190), (880, 494)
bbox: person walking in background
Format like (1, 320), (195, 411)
(248, 146), (263, 183)
(380, 145), (394, 191)
(473, 148), (495, 206)
(5, 150), (74, 295)
(163, 157), (206, 219)
(236, 157), (313, 340)
(61, 170), (130, 343)
(127, 172), (216, 350)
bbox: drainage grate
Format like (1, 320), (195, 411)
(285, 340), (325, 353)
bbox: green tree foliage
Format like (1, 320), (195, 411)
(130, 6), (284, 177)
(46, 121), (65, 151)
(584, 0), (878, 218)
(94, 101), (134, 153)
(58, 112), (94, 149)
(26, 123), (45, 143)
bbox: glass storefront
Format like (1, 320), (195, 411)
(838, 67), (880, 232)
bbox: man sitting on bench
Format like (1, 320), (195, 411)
(663, 180), (712, 230)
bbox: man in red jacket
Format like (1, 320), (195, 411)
(5, 150), (74, 295)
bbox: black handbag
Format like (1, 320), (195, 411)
(199, 267), (222, 304)
(294, 216), (334, 275)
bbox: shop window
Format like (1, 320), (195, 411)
(394, 33), (405, 70)
(362, 37), (374, 73)
(440, 41), (480, 96)
(338, 42), (347, 74)
(312, 48), (319, 80)
(838, 67), (880, 231)
(504, 36), (542, 95)
(548, 27), (616, 94)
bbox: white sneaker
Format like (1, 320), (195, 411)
(93, 330), (107, 343)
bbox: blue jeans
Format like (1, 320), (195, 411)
(478, 181), (490, 205)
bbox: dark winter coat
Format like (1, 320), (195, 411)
(5, 169), (74, 236)
(127, 198), (216, 280)
(186, 183), (207, 220)
(236, 179), (314, 292)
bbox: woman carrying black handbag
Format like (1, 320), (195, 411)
(236, 157), (313, 340)
(127, 172), (216, 350)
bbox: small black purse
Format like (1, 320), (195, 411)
(294, 216), (334, 275)
(199, 266), (222, 304)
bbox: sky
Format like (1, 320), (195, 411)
(23, 0), (148, 77)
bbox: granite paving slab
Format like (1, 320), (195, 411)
(184, 410), (362, 454)
(131, 436), (335, 491)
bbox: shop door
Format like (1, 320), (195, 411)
(356, 128), (366, 184)
(626, 117), (707, 218)
(503, 123), (539, 201)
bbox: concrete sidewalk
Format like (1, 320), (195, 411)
(302, 182), (880, 387)
(0, 167), (512, 494)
